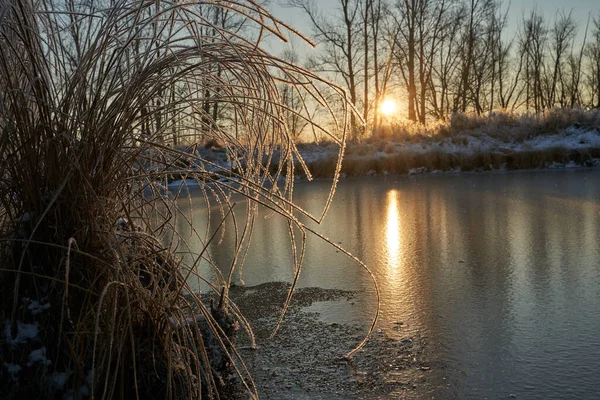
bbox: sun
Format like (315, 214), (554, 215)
(380, 99), (397, 116)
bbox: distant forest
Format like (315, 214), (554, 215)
(286, 0), (600, 140)
(18, 1), (600, 144)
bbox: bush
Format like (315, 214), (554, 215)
(0, 1), (351, 398)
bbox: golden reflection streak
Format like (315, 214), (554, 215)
(386, 190), (402, 271)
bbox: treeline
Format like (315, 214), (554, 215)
(41, 0), (276, 146)
(287, 0), (600, 140)
(35, 0), (600, 145)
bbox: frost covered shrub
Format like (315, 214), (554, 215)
(535, 108), (600, 134)
(0, 1), (351, 399)
(449, 112), (479, 132)
(383, 143), (396, 154)
(444, 111), (520, 138)
(401, 108), (600, 141)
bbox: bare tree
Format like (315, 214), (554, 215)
(586, 14), (600, 108)
(453, 0), (497, 113)
(362, 0), (372, 130)
(393, 0), (450, 123)
(278, 47), (312, 139)
(429, 1), (465, 120)
(289, 0), (362, 140)
(520, 9), (548, 113)
(370, 0), (385, 133)
(393, 0), (419, 122)
(285, 1), (600, 131)
(547, 11), (577, 108)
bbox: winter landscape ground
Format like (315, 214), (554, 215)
(164, 110), (600, 192)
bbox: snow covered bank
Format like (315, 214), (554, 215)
(148, 124), (600, 188)
(291, 125), (600, 178)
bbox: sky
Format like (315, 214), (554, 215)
(506, 0), (598, 36)
(265, 0), (600, 57)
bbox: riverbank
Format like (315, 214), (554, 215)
(224, 282), (437, 399)
(163, 121), (600, 185)
(291, 124), (600, 178)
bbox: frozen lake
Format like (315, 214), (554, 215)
(174, 169), (600, 399)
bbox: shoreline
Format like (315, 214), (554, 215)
(225, 282), (435, 399)
(295, 157), (600, 181)
(160, 125), (600, 184)
(292, 147), (600, 179)
(162, 156), (600, 192)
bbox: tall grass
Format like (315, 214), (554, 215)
(304, 146), (600, 178)
(296, 108), (600, 177)
(0, 0), (369, 398)
(375, 108), (600, 142)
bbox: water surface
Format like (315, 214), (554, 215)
(175, 170), (600, 399)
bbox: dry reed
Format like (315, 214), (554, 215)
(0, 0), (376, 399)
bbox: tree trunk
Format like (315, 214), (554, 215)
(343, 0), (359, 140)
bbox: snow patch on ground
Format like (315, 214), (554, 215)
(4, 321), (39, 345)
(293, 126), (600, 163)
(27, 300), (51, 315)
(3, 362), (21, 381)
(79, 385), (90, 397)
(15, 212), (31, 222)
(408, 167), (427, 175)
(143, 125), (600, 181)
(522, 127), (600, 151)
(51, 371), (72, 390)
(86, 368), (94, 386)
(27, 346), (51, 367)
(295, 143), (340, 164)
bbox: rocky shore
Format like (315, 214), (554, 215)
(226, 282), (440, 399)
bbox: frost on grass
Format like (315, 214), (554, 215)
(4, 321), (39, 345)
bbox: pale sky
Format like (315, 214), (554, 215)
(506, 0), (598, 36)
(265, 0), (600, 57)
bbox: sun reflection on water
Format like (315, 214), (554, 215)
(386, 190), (402, 270)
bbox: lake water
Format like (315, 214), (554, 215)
(174, 169), (600, 399)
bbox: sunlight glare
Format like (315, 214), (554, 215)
(386, 190), (402, 268)
(380, 99), (397, 116)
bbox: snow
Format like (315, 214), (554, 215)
(291, 126), (600, 175)
(28, 300), (51, 315)
(295, 143), (338, 164)
(79, 385), (90, 397)
(51, 371), (72, 390)
(408, 167), (427, 175)
(141, 125), (600, 180)
(86, 368), (94, 386)
(15, 212), (31, 222)
(3, 362), (21, 381)
(4, 321), (39, 345)
(27, 346), (51, 367)
(61, 385), (91, 400)
(294, 126), (600, 163)
(167, 179), (201, 188)
(521, 127), (600, 151)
